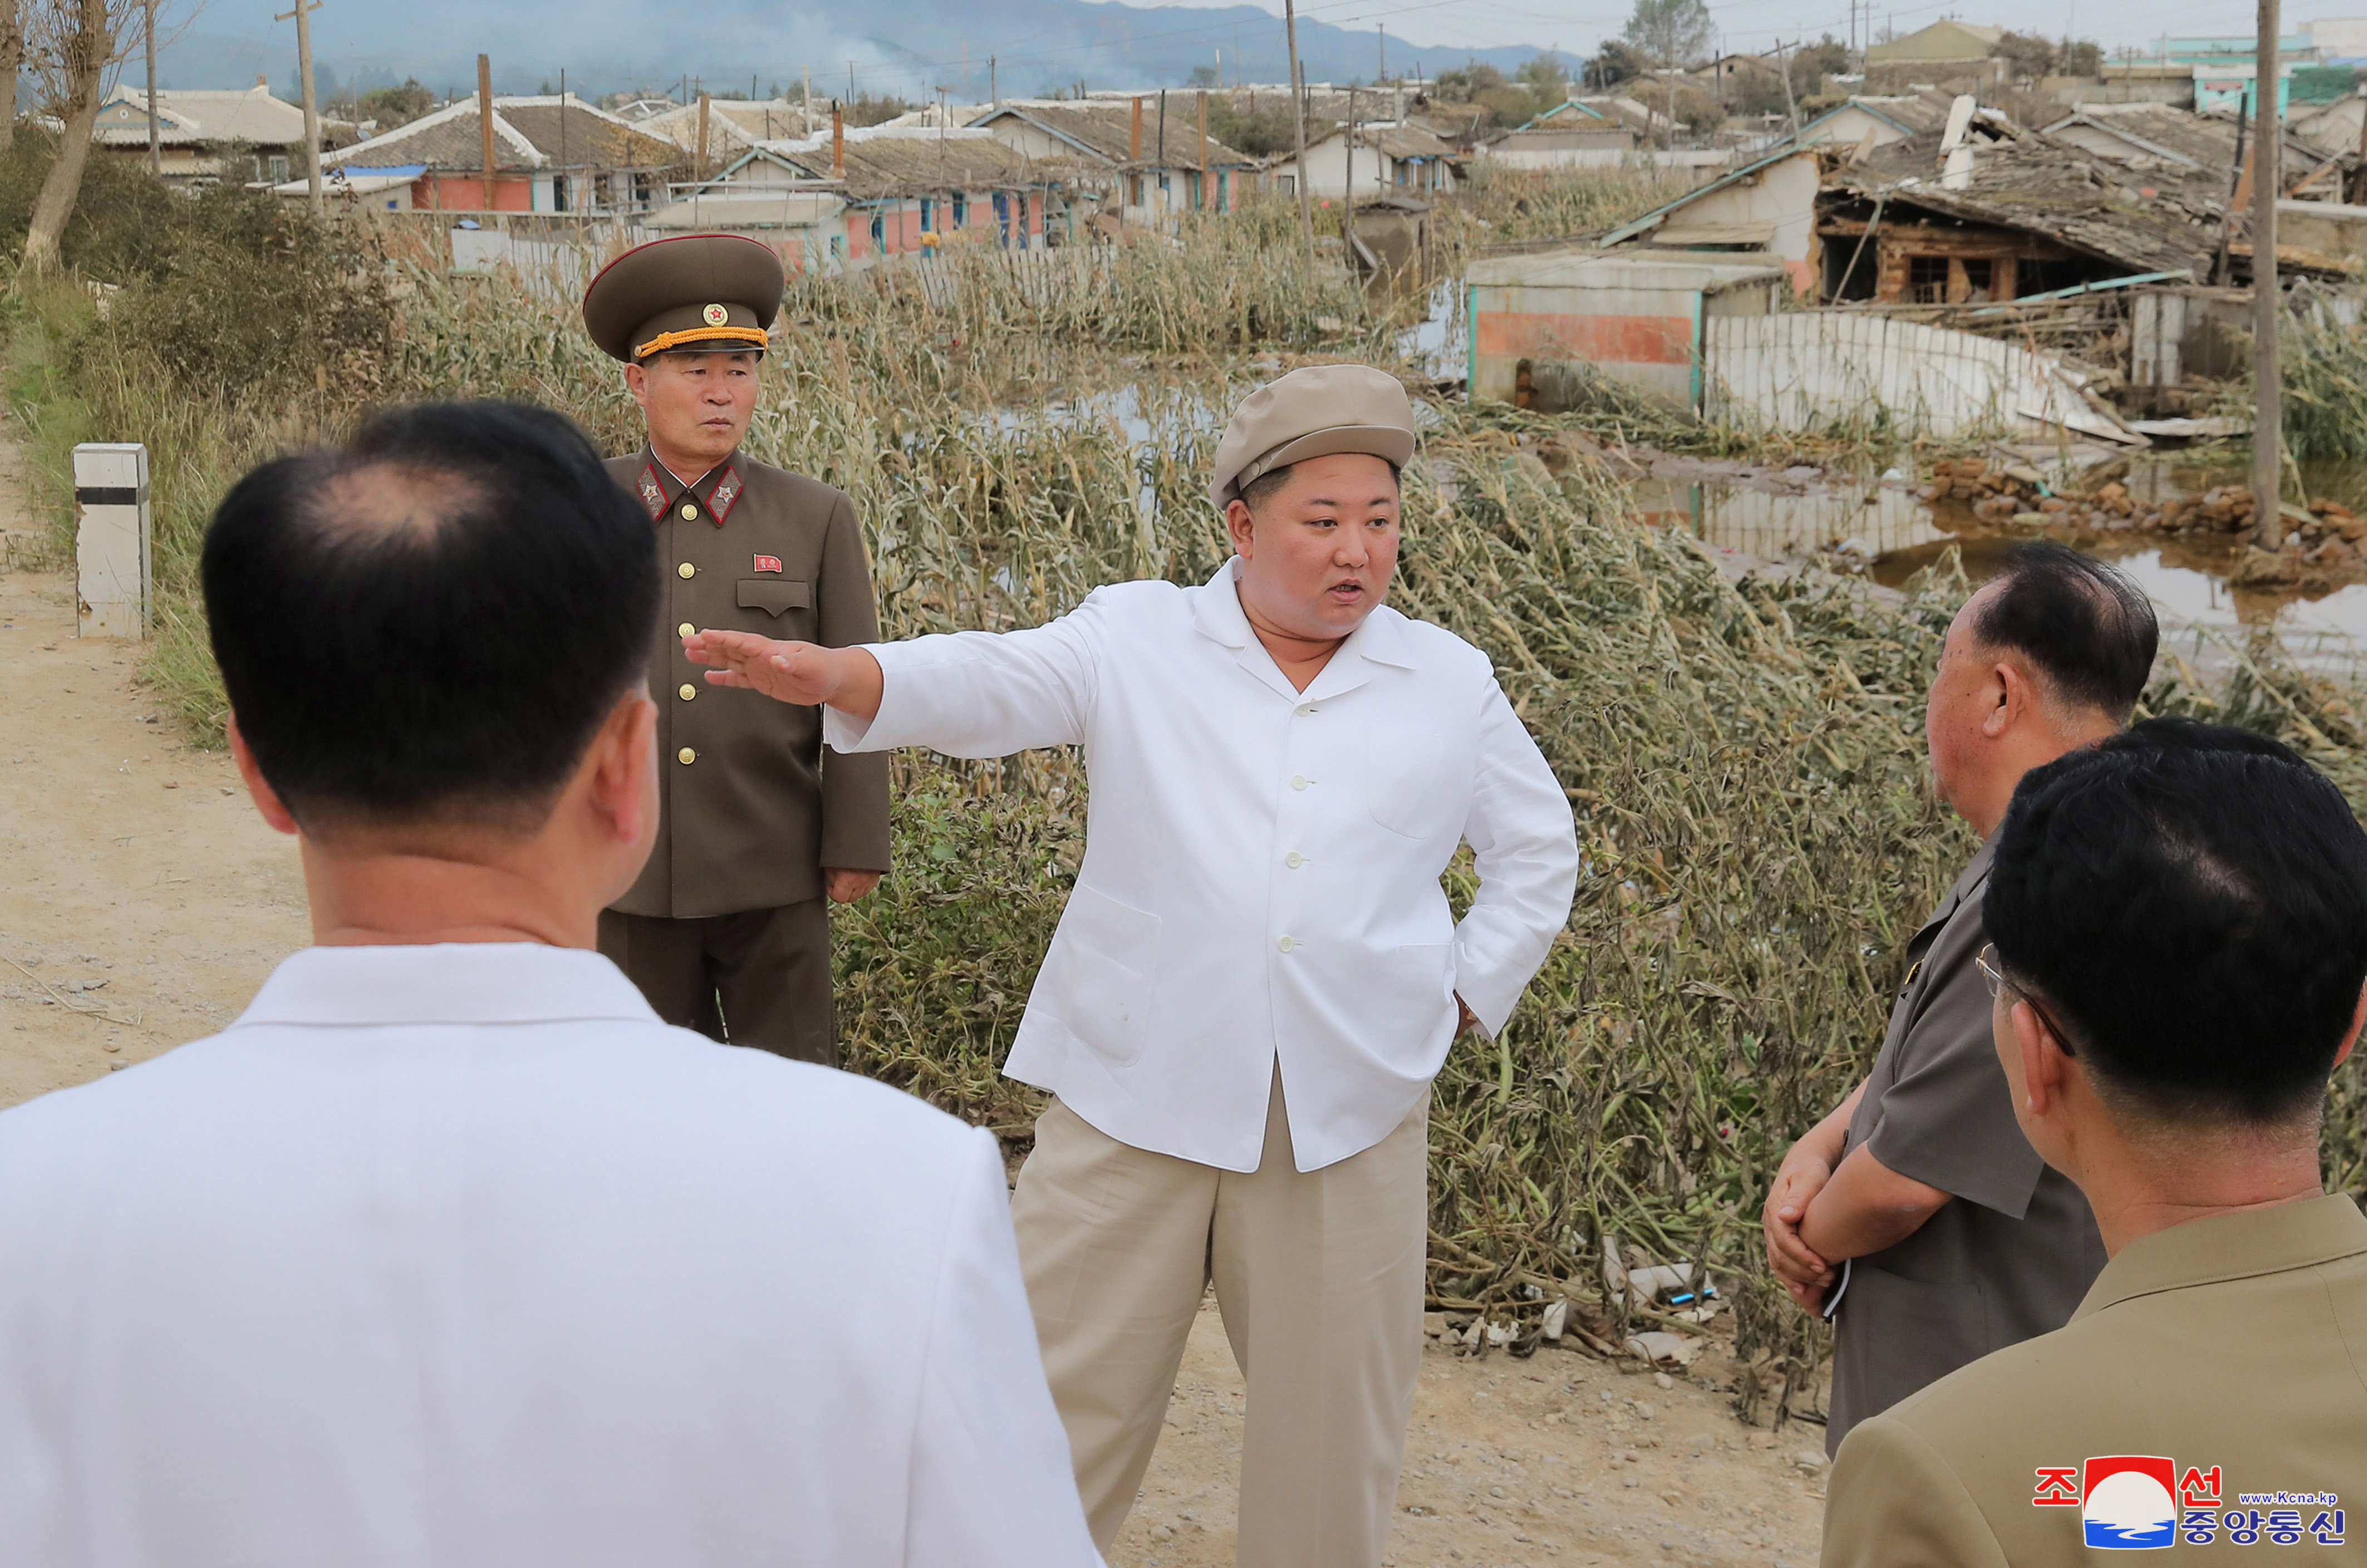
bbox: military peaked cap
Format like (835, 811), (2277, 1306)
(582, 233), (785, 363)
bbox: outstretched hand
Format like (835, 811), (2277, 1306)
(682, 632), (884, 721)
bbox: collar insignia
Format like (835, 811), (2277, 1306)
(708, 464), (744, 525)
(634, 463), (667, 521)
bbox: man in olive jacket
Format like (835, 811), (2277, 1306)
(582, 233), (890, 1065)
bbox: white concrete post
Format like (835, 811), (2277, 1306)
(75, 443), (151, 640)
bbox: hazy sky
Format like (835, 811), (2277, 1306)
(155, 0), (2350, 100)
(1142, 0), (2349, 55)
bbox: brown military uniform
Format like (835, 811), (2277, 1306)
(596, 448), (891, 1065)
(1824, 1195), (2367, 1567)
(1825, 837), (2108, 1453)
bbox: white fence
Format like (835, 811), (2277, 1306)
(1705, 311), (2139, 444)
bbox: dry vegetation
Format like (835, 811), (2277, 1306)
(12, 178), (2367, 1430)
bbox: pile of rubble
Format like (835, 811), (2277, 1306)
(1923, 457), (2367, 588)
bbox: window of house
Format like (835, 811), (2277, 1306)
(952, 191), (967, 227)
(269, 155), (289, 182)
(870, 212), (885, 252)
(634, 173), (654, 211)
(1906, 255), (1949, 304)
(920, 197), (934, 232)
(1958, 257), (1995, 302)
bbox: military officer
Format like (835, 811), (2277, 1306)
(581, 233), (890, 1066)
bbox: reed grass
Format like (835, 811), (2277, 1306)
(16, 193), (2367, 1428)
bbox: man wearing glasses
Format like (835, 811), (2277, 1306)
(1760, 543), (2158, 1454)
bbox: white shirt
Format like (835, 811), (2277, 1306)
(0, 943), (1099, 1568)
(827, 558), (1578, 1172)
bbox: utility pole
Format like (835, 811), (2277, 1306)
(1377, 23), (1384, 82)
(991, 55), (998, 107)
(274, 0), (325, 213)
(848, 61), (856, 106)
(803, 65), (812, 134)
(1284, 0), (1313, 260)
(2254, 0), (2284, 545)
(1197, 89), (1209, 209)
(696, 90), (710, 181)
(144, 0), (159, 178)
(478, 53), (497, 209)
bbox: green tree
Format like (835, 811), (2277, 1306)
(359, 78), (434, 130)
(1186, 63), (1219, 89)
(1584, 40), (1649, 89)
(1622, 0), (1715, 71)
(1990, 30), (2057, 82)
(2060, 39), (2103, 76)
(1515, 53), (1568, 104)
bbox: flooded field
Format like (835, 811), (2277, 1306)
(1636, 451), (2367, 670)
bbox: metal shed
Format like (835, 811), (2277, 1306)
(1465, 249), (1787, 416)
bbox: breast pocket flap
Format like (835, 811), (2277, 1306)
(737, 578), (812, 616)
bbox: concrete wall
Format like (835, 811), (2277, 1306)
(1795, 105), (1921, 150)
(1470, 277), (1702, 410)
(1643, 152), (1820, 296)
(2278, 197), (2367, 258)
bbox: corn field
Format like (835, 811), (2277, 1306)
(14, 191), (2367, 1429)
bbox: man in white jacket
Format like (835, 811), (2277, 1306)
(691, 364), (1580, 1566)
(0, 403), (1099, 1568)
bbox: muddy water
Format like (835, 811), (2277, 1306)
(1637, 456), (2367, 669)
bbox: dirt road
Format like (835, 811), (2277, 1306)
(0, 557), (1826, 1567)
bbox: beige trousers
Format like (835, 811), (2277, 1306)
(1010, 1075), (1429, 1568)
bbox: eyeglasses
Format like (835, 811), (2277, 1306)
(1976, 942), (2076, 1057)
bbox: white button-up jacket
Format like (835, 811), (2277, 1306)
(828, 558), (1579, 1172)
(0, 943), (1099, 1568)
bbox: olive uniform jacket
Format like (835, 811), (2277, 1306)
(606, 450), (891, 919)
(1824, 1194), (2367, 1567)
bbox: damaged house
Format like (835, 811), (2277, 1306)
(1607, 94), (2354, 307)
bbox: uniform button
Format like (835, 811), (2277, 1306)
(677, 746), (696, 765)
(1285, 852), (1304, 868)
(1295, 702), (1315, 716)
(1277, 935), (1295, 953)
(676, 621), (695, 638)
(677, 683), (696, 701)
(679, 502), (700, 522)
(677, 562), (695, 579)
(1290, 774), (1309, 790)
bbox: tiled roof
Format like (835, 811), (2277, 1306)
(330, 95), (684, 173)
(738, 129), (1048, 200)
(966, 101), (1251, 169)
(95, 85), (311, 148)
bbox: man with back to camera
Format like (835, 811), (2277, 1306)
(687, 364), (1582, 1567)
(1760, 543), (2158, 1453)
(582, 233), (890, 1066)
(1823, 717), (2367, 1565)
(0, 402), (1100, 1568)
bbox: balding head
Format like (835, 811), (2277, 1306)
(202, 402), (657, 837)
(1968, 542), (2157, 721)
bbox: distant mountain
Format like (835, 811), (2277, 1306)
(153, 0), (1576, 103)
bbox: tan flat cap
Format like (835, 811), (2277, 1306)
(581, 233), (785, 363)
(1209, 363), (1418, 510)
